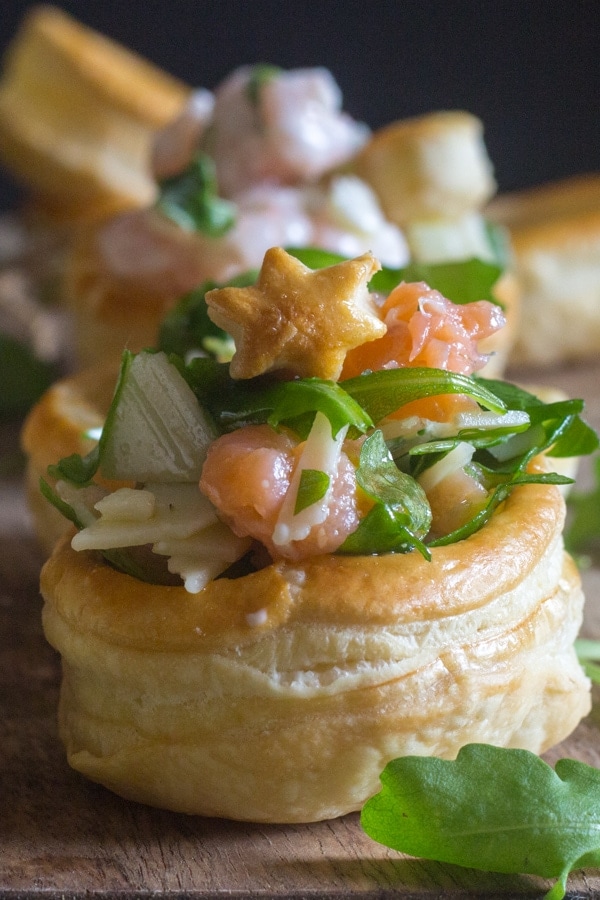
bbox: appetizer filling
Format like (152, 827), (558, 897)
(43, 248), (597, 592)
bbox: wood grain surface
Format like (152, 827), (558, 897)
(2, 357), (600, 899)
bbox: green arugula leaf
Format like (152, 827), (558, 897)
(340, 430), (431, 558)
(184, 359), (373, 438)
(341, 367), (506, 425)
(158, 271), (257, 359)
(477, 378), (599, 459)
(575, 638), (600, 685)
(156, 152), (236, 236)
(47, 444), (100, 487)
(286, 247), (504, 304)
(566, 455), (600, 559)
(266, 378), (373, 438)
(294, 469), (330, 514)
(361, 743), (600, 900)
(39, 477), (86, 529)
(378, 258), (504, 305)
(428, 471), (574, 548)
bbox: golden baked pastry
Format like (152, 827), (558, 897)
(487, 173), (600, 366)
(354, 110), (497, 226)
(0, 5), (189, 223)
(206, 248), (384, 379)
(40, 471), (589, 822)
(61, 210), (216, 365)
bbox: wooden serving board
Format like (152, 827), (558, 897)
(2, 357), (600, 899)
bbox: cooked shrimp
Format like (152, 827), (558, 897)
(92, 175), (407, 296)
(219, 178), (407, 271)
(223, 185), (313, 271)
(108, 66), (405, 292)
(309, 176), (409, 267)
(199, 422), (361, 561)
(210, 66), (369, 196)
(152, 88), (215, 180)
(341, 280), (506, 421)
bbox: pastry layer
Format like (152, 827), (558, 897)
(40, 476), (590, 822)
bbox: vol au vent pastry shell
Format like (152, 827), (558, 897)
(40, 466), (590, 823)
(60, 211), (232, 367)
(487, 174), (600, 367)
(353, 110), (497, 224)
(0, 5), (189, 223)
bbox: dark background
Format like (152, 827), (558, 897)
(1, 0), (598, 212)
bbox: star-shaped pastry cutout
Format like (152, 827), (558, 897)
(205, 247), (386, 380)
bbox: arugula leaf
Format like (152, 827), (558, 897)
(340, 430), (432, 558)
(294, 469), (330, 515)
(47, 444), (100, 486)
(341, 367), (506, 424)
(39, 477), (87, 529)
(286, 246), (504, 304)
(477, 378), (599, 459)
(266, 378), (373, 438)
(575, 638), (600, 685)
(184, 359), (373, 438)
(156, 152), (236, 236)
(428, 470), (574, 548)
(377, 258), (504, 305)
(361, 743), (600, 900)
(566, 455), (600, 559)
(158, 272), (257, 359)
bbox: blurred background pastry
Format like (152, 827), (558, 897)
(0, 5), (190, 411)
(0, 4), (189, 225)
(488, 173), (600, 368)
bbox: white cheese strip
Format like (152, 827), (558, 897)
(453, 410), (530, 430)
(379, 416), (458, 442)
(418, 441), (475, 493)
(272, 412), (348, 546)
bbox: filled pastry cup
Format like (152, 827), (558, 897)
(29, 248), (594, 823)
(40, 467), (590, 823)
(487, 174), (600, 367)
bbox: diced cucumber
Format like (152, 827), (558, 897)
(99, 351), (217, 483)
